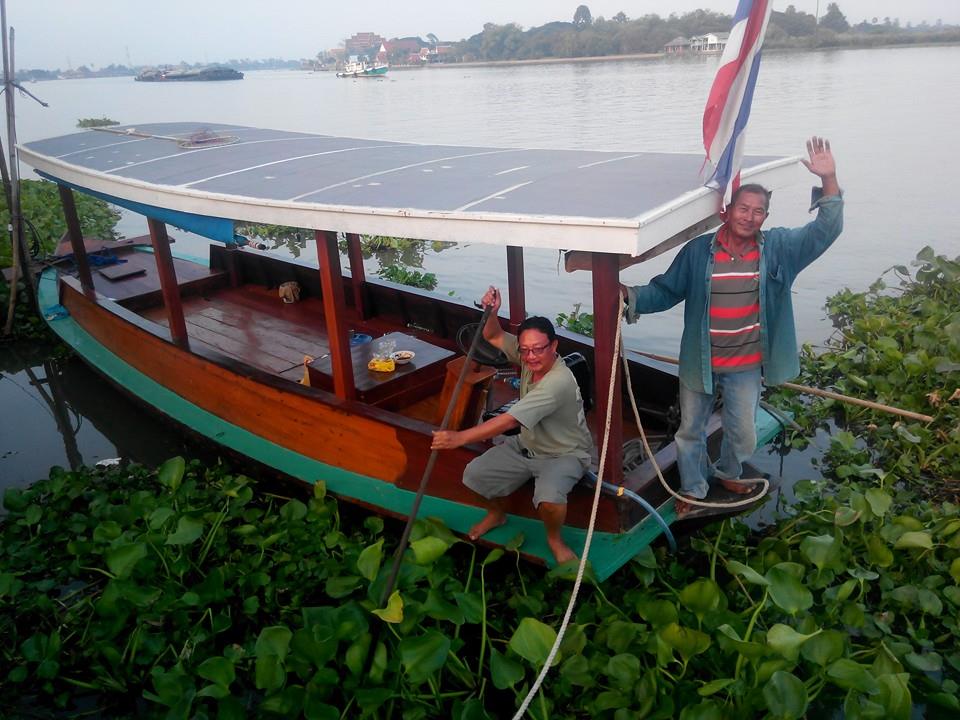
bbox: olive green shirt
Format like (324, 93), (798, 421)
(502, 334), (593, 462)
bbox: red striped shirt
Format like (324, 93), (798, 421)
(711, 352), (763, 368)
(710, 227), (761, 373)
(710, 302), (760, 320)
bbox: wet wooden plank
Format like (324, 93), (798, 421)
(190, 299), (327, 359)
(144, 296), (324, 375)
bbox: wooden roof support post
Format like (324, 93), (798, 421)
(345, 232), (369, 320)
(58, 185), (94, 293)
(147, 217), (189, 347)
(506, 245), (526, 334)
(317, 230), (356, 401)
(591, 252), (623, 484)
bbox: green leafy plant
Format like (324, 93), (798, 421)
(556, 303), (594, 337)
(0, 280), (51, 340)
(4, 247), (960, 718)
(76, 117), (120, 128)
(769, 246), (960, 501)
(377, 263), (438, 291)
(1, 179), (120, 269)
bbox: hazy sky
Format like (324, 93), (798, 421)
(14, 0), (960, 69)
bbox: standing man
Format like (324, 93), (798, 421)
(623, 137), (842, 516)
(431, 287), (593, 564)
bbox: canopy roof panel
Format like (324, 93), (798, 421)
(21, 122), (804, 255)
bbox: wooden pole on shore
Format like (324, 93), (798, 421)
(1, 4), (38, 336)
(628, 349), (935, 424)
(779, 381), (934, 424)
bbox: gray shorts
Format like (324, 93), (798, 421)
(463, 435), (589, 507)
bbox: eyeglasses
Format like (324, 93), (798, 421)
(518, 343), (552, 357)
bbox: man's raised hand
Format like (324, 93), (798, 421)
(801, 136), (839, 196)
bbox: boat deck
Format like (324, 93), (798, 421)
(142, 286), (330, 380)
(139, 281), (466, 425)
(74, 243), (225, 304)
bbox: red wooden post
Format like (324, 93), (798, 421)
(58, 185), (94, 292)
(147, 218), (188, 347)
(317, 230), (356, 400)
(224, 245), (241, 287)
(591, 252), (623, 484)
(506, 245), (526, 333)
(346, 232), (368, 319)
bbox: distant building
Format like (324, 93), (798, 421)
(664, 36), (689, 54)
(428, 45), (455, 63)
(345, 32), (386, 56)
(385, 37), (424, 55)
(689, 32), (729, 53)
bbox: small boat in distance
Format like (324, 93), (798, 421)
(135, 66), (243, 82)
(336, 59), (388, 78)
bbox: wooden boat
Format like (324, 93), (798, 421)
(20, 122), (804, 579)
(336, 60), (388, 78)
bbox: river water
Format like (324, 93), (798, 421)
(4, 44), (960, 490)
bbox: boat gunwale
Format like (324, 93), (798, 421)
(56, 272), (467, 445)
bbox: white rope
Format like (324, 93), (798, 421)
(510, 299), (625, 720)
(511, 302), (771, 718)
(621, 353), (770, 510)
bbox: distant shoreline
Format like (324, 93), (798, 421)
(385, 41), (960, 72)
(390, 52), (663, 71)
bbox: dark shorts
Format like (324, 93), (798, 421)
(463, 436), (589, 507)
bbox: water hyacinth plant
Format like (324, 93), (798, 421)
(2, 247), (959, 718)
(2, 451), (959, 718)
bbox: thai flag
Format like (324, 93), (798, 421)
(702, 0), (773, 205)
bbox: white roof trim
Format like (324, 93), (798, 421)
(20, 145), (805, 256)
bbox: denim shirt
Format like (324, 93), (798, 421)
(625, 190), (844, 394)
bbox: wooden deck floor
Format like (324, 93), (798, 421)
(142, 285), (330, 379)
(142, 283), (452, 424)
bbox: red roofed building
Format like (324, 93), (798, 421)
(345, 32), (386, 55)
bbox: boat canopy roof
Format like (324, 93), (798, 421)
(21, 122), (804, 256)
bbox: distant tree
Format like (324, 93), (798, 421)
(426, 32), (439, 48)
(613, 11), (628, 23)
(819, 2), (849, 33)
(771, 5), (816, 36)
(573, 5), (592, 28)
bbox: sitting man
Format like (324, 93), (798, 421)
(622, 136), (842, 516)
(431, 286), (594, 564)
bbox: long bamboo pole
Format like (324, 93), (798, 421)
(779, 381), (934, 424)
(379, 304), (494, 608)
(628, 349), (935, 424)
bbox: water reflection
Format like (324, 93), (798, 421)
(0, 344), (198, 492)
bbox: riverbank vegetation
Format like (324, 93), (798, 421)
(0, 179), (120, 270)
(456, 5), (960, 63)
(2, 249), (959, 718)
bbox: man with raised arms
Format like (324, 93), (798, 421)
(431, 287), (594, 565)
(622, 136), (842, 516)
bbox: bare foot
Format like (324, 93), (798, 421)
(720, 479), (754, 495)
(468, 511), (507, 541)
(547, 536), (578, 565)
(674, 494), (698, 518)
